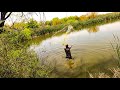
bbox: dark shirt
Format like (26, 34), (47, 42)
(64, 47), (72, 59)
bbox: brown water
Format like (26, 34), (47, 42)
(29, 21), (120, 78)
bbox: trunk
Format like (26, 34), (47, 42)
(0, 12), (7, 27)
(0, 12), (12, 27)
(0, 12), (12, 33)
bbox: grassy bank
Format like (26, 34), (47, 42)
(36, 12), (120, 35)
(72, 12), (120, 30)
(5, 12), (120, 37)
(34, 24), (67, 36)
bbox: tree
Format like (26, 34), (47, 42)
(0, 12), (12, 27)
(0, 12), (41, 33)
(88, 12), (98, 19)
(52, 17), (61, 26)
(79, 15), (88, 21)
(45, 21), (52, 26)
(0, 12), (41, 28)
(26, 18), (39, 28)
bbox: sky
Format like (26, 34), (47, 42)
(5, 12), (112, 25)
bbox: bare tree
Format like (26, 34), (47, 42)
(0, 12), (12, 27)
(0, 12), (45, 31)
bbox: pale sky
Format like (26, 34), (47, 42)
(5, 12), (112, 25)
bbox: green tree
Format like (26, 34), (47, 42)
(0, 33), (51, 78)
(45, 21), (52, 26)
(12, 22), (26, 30)
(19, 28), (32, 41)
(88, 12), (98, 19)
(52, 17), (61, 26)
(26, 18), (39, 28)
(66, 19), (76, 24)
(61, 17), (68, 24)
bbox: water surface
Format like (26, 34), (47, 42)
(30, 21), (120, 77)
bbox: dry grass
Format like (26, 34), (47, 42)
(89, 67), (120, 78)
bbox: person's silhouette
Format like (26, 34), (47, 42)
(64, 44), (72, 59)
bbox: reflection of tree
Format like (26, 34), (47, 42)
(87, 26), (99, 33)
(31, 34), (53, 45)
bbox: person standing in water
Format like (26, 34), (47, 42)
(64, 44), (72, 59)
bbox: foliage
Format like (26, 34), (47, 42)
(79, 15), (88, 21)
(4, 12), (120, 36)
(0, 32), (52, 78)
(12, 22), (26, 30)
(45, 21), (52, 26)
(72, 12), (120, 30)
(87, 12), (98, 19)
(26, 18), (39, 29)
(20, 28), (32, 40)
(52, 17), (61, 26)
(29, 12), (120, 36)
(1, 12), (120, 78)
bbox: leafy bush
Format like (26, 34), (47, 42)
(20, 28), (32, 40)
(0, 32), (52, 78)
(26, 19), (39, 29)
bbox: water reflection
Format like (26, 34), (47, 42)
(64, 60), (75, 69)
(30, 22), (120, 64)
(87, 26), (99, 33)
(29, 21), (120, 77)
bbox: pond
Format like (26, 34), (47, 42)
(29, 21), (120, 78)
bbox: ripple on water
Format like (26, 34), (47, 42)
(29, 21), (120, 77)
